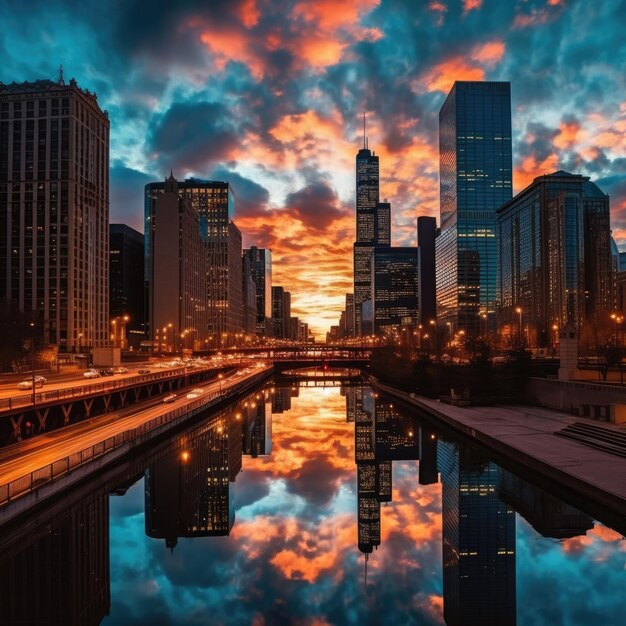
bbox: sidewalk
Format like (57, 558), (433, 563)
(371, 379), (626, 518)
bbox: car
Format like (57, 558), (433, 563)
(186, 388), (205, 399)
(163, 393), (177, 403)
(99, 368), (115, 376)
(17, 378), (45, 390)
(83, 370), (100, 379)
(138, 369), (151, 374)
(114, 367), (128, 374)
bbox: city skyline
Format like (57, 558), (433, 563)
(2, 0), (625, 337)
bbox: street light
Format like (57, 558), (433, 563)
(30, 321), (36, 409)
(515, 307), (523, 345)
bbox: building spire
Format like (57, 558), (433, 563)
(363, 111), (368, 150)
(58, 65), (65, 86)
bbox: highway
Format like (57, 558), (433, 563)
(0, 356), (255, 410)
(0, 365), (270, 489)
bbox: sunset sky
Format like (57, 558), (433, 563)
(2, 0), (625, 337)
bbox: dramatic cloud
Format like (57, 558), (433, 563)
(2, 0), (625, 336)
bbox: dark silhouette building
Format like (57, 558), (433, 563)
(0, 74), (110, 350)
(0, 488), (110, 625)
(417, 216), (437, 324)
(243, 246), (272, 336)
(271, 285), (291, 339)
(436, 81), (512, 337)
(109, 223), (145, 348)
(242, 396), (272, 457)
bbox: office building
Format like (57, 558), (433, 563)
(496, 171), (613, 346)
(354, 130), (380, 336)
(376, 200), (391, 246)
(271, 286), (291, 339)
(417, 216), (437, 324)
(243, 246), (272, 335)
(148, 175), (208, 350)
(438, 441), (516, 626)
(242, 253), (257, 334)
(0, 74), (110, 350)
(109, 223), (144, 348)
(345, 292), (355, 337)
(145, 177), (242, 342)
(436, 81), (512, 336)
(242, 397), (272, 457)
(372, 247), (419, 332)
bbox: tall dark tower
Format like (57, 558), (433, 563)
(438, 441), (516, 626)
(436, 81), (512, 336)
(353, 114), (380, 336)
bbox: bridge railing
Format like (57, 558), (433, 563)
(0, 365), (226, 413)
(0, 387), (233, 508)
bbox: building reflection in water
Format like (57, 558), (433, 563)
(145, 410), (243, 550)
(345, 385), (597, 625)
(438, 441), (516, 626)
(0, 489), (110, 626)
(242, 389), (275, 457)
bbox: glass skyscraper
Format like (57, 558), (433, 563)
(496, 171), (613, 347)
(436, 81), (512, 336)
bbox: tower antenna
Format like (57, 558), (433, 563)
(58, 65), (65, 86)
(363, 111), (366, 149)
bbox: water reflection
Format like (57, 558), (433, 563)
(0, 381), (624, 625)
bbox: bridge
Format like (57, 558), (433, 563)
(271, 349), (372, 374)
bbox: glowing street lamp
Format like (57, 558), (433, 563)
(515, 307), (523, 345)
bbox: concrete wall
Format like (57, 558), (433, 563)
(526, 377), (626, 420)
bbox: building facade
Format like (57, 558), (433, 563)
(372, 247), (419, 332)
(417, 216), (437, 324)
(148, 175), (207, 351)
(109, 223), (144, 348)
(242, 253), (258, 334)
(354, 136), (380, 336)
(0, 76), (110, 350)
(243, 246), (272, 336)
(496, 171), (614, 347)
(436, 81), (512, 337)
(145, 177), (242, 343)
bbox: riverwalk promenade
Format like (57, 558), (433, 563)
(371, 378), (626, 524)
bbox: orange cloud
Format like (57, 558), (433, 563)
(420, 57), (485, 93)
(292, 0), (381, 32)
(463, 0), (483, 13)
(514, 153), (560, 191)
(199, 27), (265, 79)
(237, 0), (260, 28)
(471, 40), (505, 66)
(553, 119), (581, 150)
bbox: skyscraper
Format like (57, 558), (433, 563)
(417, 216), (437, 324)
(145, 177), (242, 342)
(436, 81), (512, 336)
(354, 125), (380, 336)
(242, 253), (258, 334)
(109, 224), (144, 347)
(148, 174), (208, 350)
(0, 74), (110, 350)
(497, 171), (613, 346)
(243, 246), (272, 335)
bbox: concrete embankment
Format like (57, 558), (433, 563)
(370, 377), (626, 521)
(0, 366), (273, 525)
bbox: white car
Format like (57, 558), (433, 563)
(114, 367), (128, 374)
(17, 377), (45, 390)
(163, 393), (177, 403)
(83, 370), (100, 379)
(186, 387), (205, 399)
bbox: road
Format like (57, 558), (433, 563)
(0, 356), (256, 410)
(0, 366), (270, 488)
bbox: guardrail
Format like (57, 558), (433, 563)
(0, 387), (230, 508)
(0, 366), (217, 412)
